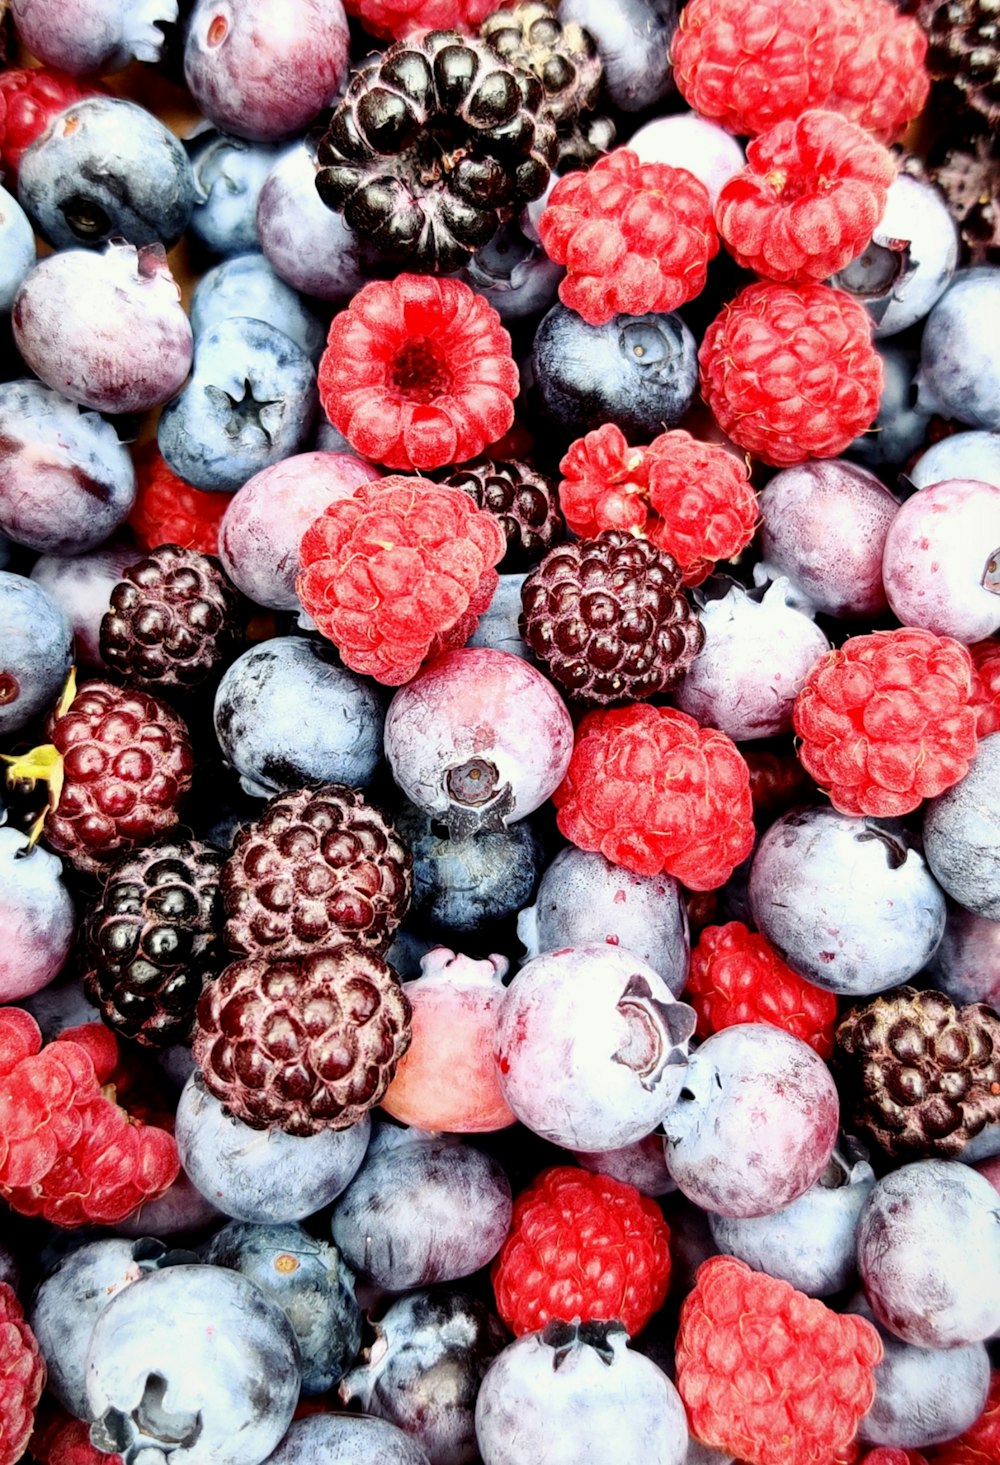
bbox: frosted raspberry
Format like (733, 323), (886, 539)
(0, 1281), (45, 1465)
(699, 281), (883, 467)
(343, 0), (494, 41)
(927, 1369), (1000, 1463)
(0, 67), (106, 182)
(715, 110), (896, 285)
(558, 425), (757, 585)
(129, 443), (231, 557)
(859, 1454), (928, 1465)
(552, 703), (755, 891)
(491, 1166), (671, 1338)
(319, 276), (519, 472)
(969, 639), (1000, 738)
(537, 148), (719, 327)
(827, 0), (930, 144)
(793, 628), (978, 817)
(676, 1255), (883, 1465)
(298, 477), (506, 685)
(685, 922), (839, 1058)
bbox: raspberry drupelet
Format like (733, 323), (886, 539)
(343, 0), (495, 41)
(0, 1281), (45, 1465)
(129, 444), (231, 558)
(969, 638), (1000, 737)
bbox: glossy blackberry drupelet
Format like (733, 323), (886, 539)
(443, 458), (565, 569)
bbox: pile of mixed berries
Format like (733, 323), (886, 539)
(3, 0), (1000, 1461)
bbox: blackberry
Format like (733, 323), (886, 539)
(443, 458), (565, 568)
(919, 0), (1000, 126)
(553, 111), (616, 173)
(315, 29), (558, 273)
(84, 834), (225, 1048)
(834, 986), (1000, 1159)
(100, 544), (240, 693)
(927, 133), (1000, 262)
(480, 3), (602, 124)
(519, 531), (704, 706)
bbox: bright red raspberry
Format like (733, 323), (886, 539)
(0, 1281), (45, 1465)
(319, 276), (518, 473)
(926, 1369), (1000, 1464)
(969, 639), (1000, 738)
(826, 0), (930, 145)
(715, 110), (896, 284)
(343, 0), (494, 41)
(491, 1166), (671, 1338)
(129, 443), (231, 557)
(676, 1255), (883, 1465)
(859, 1454), (929, 1465)
(537, 148), (719, 327)
(558, 425), (757, 585)
(793, 628), (978, 818)
(699, 280), (883, 467)
(685, 922), (839, 1058)
(552, 703), (755, 891)
(0, 67), (106, 183)
(298, 477), (506, 685)
(30, 1399), (124, 1465)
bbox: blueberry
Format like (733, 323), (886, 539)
(17, 96), (196, 252)
(923, 734), (1000, 920)
(0, 826), (76, 1004)
(0, 571), (73, 735)
(846, 345), (931, 471)
(927, 901), (1000, 1009)
(214, 637), (385, 798)
(466, 574), (532, 661)
(158, 315), (317, 493)
(340, 1289), (506, 1465)
(86, 1263), (301, 1465)
(459, 216), (564, 323)
(0, 380), (136, 555)
(0, 186), (36, 313)
(186, 129), (286, 257)
(30, 538), (137, 669)
(205, 1222), (361, 1395)
(628, 112), (745, 207)
(910, 428), (1000, 489)
(190, 254), (326, 363)
(175, 1073), (371, 1224)
(916, 267), (1000, 429)
(256, 139), (375, 301)
(264, 1415), (431, 1465)
(531, 304), (698, 443)
(9, 0), (178, 74)
(558, 0), (678, 112)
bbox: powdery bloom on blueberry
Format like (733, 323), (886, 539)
(318, 275), (519, 472)
(552, 703), (755, 891)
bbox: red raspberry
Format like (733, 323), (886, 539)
(685, 922), (839, 1059)
(552, 703), (755, 891)
(558, 425), (757, 585)
(676, 1255), (883, 1465)
(0, 1281), (45, 1465)
(491, 1166), (671, 1338)
(826, 0), (930, 145)
(30, 1399), (124, 1465)
(969, 639), (1000, 738)
(793, 628), (978, 817)
(319, 276), (519, 473)
(343, 0), (494, 41)
(0, 67), (106, 183)
(927, 1369), (1000, 1464)
(537, 148), (719, 327)
(715, 110), (896, 285)
(298, 477), (506, 686)
(129, 443), (231, 557)
(699, 281), (883, 467)
(859, 1454), (929, 1465)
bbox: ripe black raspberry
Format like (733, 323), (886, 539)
(919, 0), (1000, 125)
(480, 4), (602, 124)
(443, 458), (565, 568)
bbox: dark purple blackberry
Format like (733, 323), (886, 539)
(100, 544), (240, 693)
(443, 458), (565, 568)
(315, 29), (558, 274)
(519, 531), (705, 706)
(918, 0), (1000, 126)
(480, 3), (602, 124)
(84, 834), (225, 1048)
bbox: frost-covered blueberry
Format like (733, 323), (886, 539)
(158, 315), (317, 494)
(882, 477), (1000, 642)
(9, 0), (177, 73)
(186, 128), (286, 257)
(627, 112), (745, 206)
(263, 1415), (431, 1465)
(916, 267), (1000, 428)
(175, 1073), (370, 1223)
(459, 216), (564, 323)
(0, 571), (72, 735)
(558, 0), (678, 111)
(219, 451), (378, 611)
(0, 380), (136, 555)
(466, 574), (532, 661)
(923, 734), (1000, 920)
(927, 903), (1000, 1008)
(214, 637), (385, 798)
(115, 1168), (224, 1239)
(17, 96), (195, 251)
(340, 1290), (506, 1465)
(910, 429), (1000, 489)
(331, 1126), (512, 1291)
(573, 1134), (677, 1198)
(531, 305), (698, 444)
(475, 1321), (688, 1465)
(190, 254), (326, 363)
(495, 943), (696, 1151)
(663, 1024), (840, 1219)
(517, 845), (689, 995)
(13, 242), (193, 416)
(0, 828), (75, 1003)
(205, 1222), (361, 1395)
(708, 1147), (875, 1296)
(846, 345), (932, 471)
(0, 186), (36, 313)
(748, 807), (947, 995)
(672, 579), (830, 742)
(754, 459), (899, 621)
(30, 538), (137, 669)
(256, 139), (376, 301)
(86, 1263), (301, 1465)
(857, 1159), (1000, 1348)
